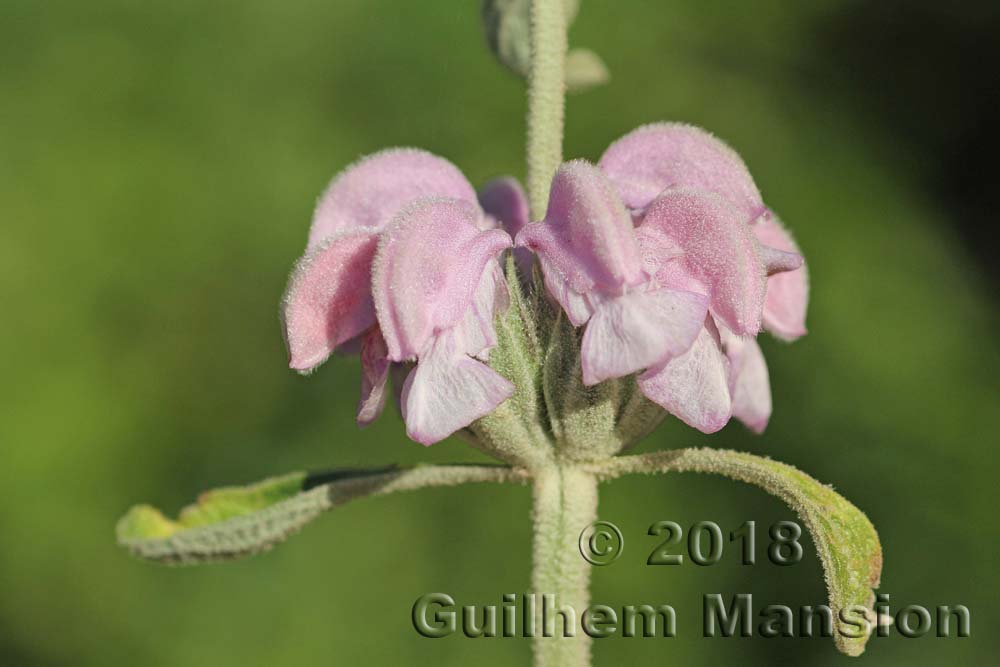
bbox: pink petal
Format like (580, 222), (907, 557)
(307, 148), (477, 251)
(635, 224), (705, 293)
(400, 331), (514, 445)
(580, 288), (708, 385)
(479, 177), (530, 238)
(760, 245), (804, 276)
(479, 177), (534, 276)
(356, 327), (389, 426)
(722, 330), (772, 433)
(372, 198), (512, 361)
(640, 189), (767, 335)
(515, 160), (642, 308)
(282, 229), (379, 372)
(453, 262), (508, 360)
(753, 215), (809, 340)
(638, 318), (733, 433)
(536, 262), (595, 326)
(598, 123), (765, 222)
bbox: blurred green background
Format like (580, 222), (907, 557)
(2, 0), (997, 665)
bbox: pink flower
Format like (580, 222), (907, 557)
(283, 123), (808, 447)
(515, 161), (711, 386)
(372, 198), (514, 444)
(516, 123), (809, 434)
(282, 149), (517, 445)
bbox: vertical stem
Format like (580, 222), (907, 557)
(525, 4), (587, 664)
(526, 0), (568, 219)
(531, 466), (598, 667)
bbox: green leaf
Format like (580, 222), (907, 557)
(596, 448), (883, 656)
(117, 464), (527, 565)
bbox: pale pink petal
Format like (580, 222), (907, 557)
(400, 331), (514, 445)
(638, 318), (733, 433)
(282, 229), (379, 372)
(580, 289), (708, 385)
(753, 215), (809, 340)
(635, 225), (706, 294)
(535, 256), (596, 326)
(357, 327), (389, 426)
(722, 330), (772, 433)
(640, 189), (766, 335)
(515, 160), (642, 301)
(372, 198), (512, 361)
(307, 148), (477, 250)
(479, 176), (534, 276)
(453, 261), (508, 360)
(479, 177), (530, 238)
(598, 123), (765, 222)
(760, 245), (804, 276)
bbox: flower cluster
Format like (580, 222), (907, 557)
(282, 123), (807, 445)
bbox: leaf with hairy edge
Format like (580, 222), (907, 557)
(594, 448), (883, 656)
(117, 465), (527, 565)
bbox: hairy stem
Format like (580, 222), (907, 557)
(525, 5), (588, 665)
(531, 466), (598, 667)
(526, 0), (568, 219)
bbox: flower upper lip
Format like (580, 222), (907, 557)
(282, 148), (518, 446)
(281, 122), (808, 445)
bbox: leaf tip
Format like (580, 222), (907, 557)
(116, 504), (179, 542)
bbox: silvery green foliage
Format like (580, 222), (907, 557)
(481, 0), (608, 92)
(595, 450), (884, 657)
(117, 465), (529, 564)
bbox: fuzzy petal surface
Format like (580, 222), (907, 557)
(516, 160), (642, 299)
(754, 215), (809, 340)
(580, 289), (708, 385)
(373, 198), (512, 361)
(723, 330), (772, 433)
(640, 189), (767, 335)
(638, 318), (733, 433)
(400, 332), (514, 445)
(357, 327), (390, 426)
(479, 177), (534, 275)
(307, 148), (477, 250)
(282, 229), (379, 372)
(479, 176), (530, 238)
(453, 262), (508, 360)
(760, 244), (804, 276)
(598, 122), (765, 221)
